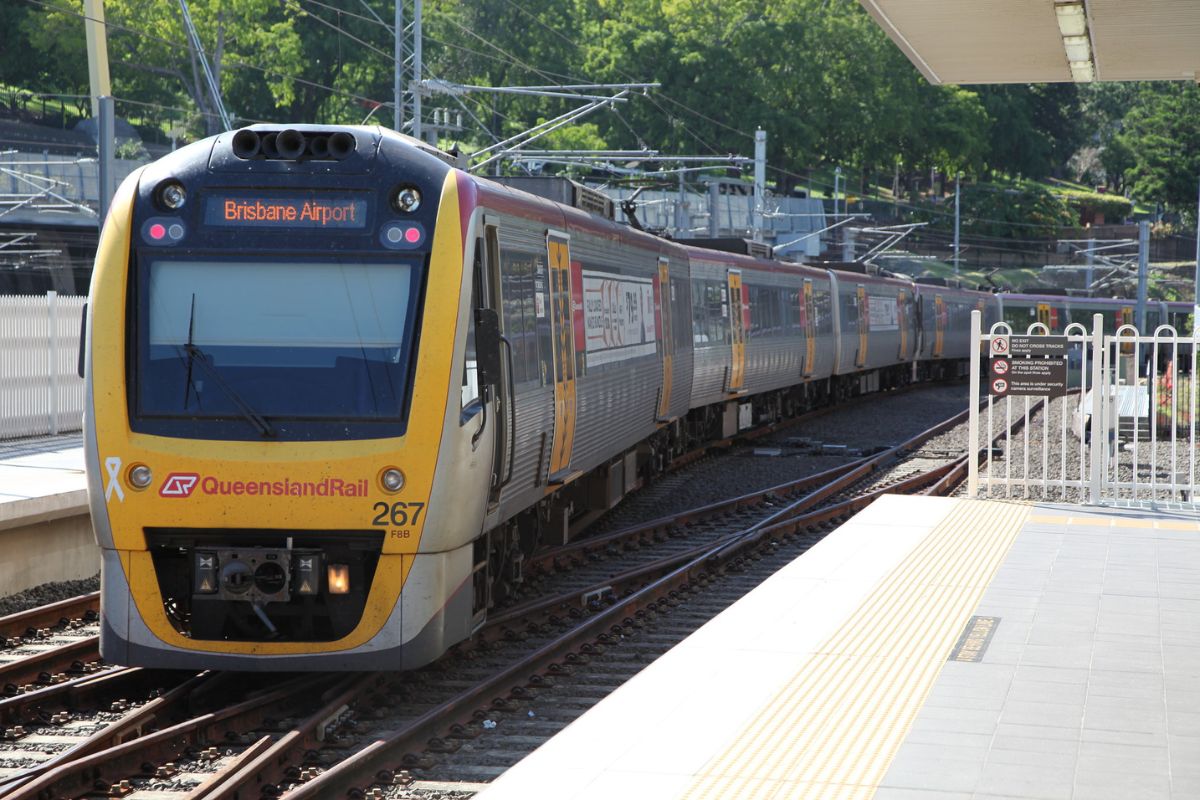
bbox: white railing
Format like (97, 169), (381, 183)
(0, 292), (86, 440)
(968, 310), (1200, 508)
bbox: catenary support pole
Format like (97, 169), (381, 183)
(97, 95), (115, 223)
(412, 0), (423, 141)
(1086, 236), (1095, 295)
(953, 172), (961, 273)
(753, 128), (766, 242)
(1194, 177), (1200, 334)
(1137, 219), (1149, 331)
(676, 170), (687, 236)
(82, 0), (111, 120)
(394, 0), (403, 131)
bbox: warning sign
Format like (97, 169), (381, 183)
(989, 357), (1068, 398)
(1010, 335), (1068, 356)
(989, 336), (1009, 357)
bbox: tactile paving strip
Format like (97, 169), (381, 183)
(683, 499), (1030, 800)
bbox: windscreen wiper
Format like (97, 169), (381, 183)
(182, 295), (276, 438)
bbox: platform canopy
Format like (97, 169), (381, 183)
(859, 0), (1200, 85)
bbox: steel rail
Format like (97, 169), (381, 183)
(2, 673), (339, 800)
(281, 403), (993, 800)
(0, 637), (100, 694)
(0, 594), (99, 641)
(0, 671), (212, 796)
(526, 399), (975, 576)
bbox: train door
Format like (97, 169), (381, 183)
(1119, 306), (1135, 354)
(1036, 302), (1052, 331)
(546, 231), (577, 481)
(855, 284), (868, 367)
(800, 278), (816, 376)
(933, 294), (946, 358)
(897, 289), (909, 360)
(727, 270), (746, 391)
(481, 222), (508, 509)
(656, 258), (673, 420)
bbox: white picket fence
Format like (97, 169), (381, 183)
(967, 309), (1200, 509)
(0, 292), (86, 439)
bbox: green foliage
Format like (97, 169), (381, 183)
(1109, 84), (1200, 221)
(1, 0), (1192, 224)
(909, 182), (1075, 240)
(540, 123), (608, 152)
(975, 85), (1085, 179)
(12, 0), (304, 136)
(1055, 189), (1132, 220)
(961, 183), (1075, 239)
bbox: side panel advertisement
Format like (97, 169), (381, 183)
(582, 270), (657, 367)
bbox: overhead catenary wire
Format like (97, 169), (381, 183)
(26, 0), (1133, 253)
(23, 0), (395, 124)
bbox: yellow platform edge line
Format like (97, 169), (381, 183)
(681, 499), (1030, 800)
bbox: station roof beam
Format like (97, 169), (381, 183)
(858, 0), (1200, 84)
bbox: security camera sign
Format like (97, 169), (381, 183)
(988, 355), (1068, 397)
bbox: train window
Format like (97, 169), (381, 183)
(691, 278), (707, 343)
(138, 258), (418, 422)
(671, 276), (691, 351)
(706, 282), (728, 344)
(814, 288), (831, 332)
(843, 292), (858, 329)
(751, 285), (784, 339)
(461, 239), (484, 408)
(499, 249), (544, 385)
(691, 279), (727, 346)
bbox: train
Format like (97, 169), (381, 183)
(80, 125), (1176, 670)
(997, 293), (1192, 336)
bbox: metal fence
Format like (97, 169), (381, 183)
(0, 292), (86, 439)
(968, 310), (1200, 509)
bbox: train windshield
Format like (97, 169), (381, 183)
(137, 258), (419, 424)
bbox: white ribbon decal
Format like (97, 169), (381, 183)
(104, 456), (125, 503)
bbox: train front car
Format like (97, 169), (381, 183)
(85, 126), (485, 670)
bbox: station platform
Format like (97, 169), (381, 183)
(479, 494), (1200, 800)
(0, 435), (94, 594)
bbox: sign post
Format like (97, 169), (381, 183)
(988, 335), (1069, 399)
(968, 310), (981, 497)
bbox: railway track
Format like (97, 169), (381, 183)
(0, 386), (1019, 800)
(271, 402), (1019, 800)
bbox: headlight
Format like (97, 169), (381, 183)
(128, 464), (153, 489)
(391, 185), (421, 213)
(156, 181), (187, 210)
(327, 564), (350, 595)
(380, 468), (405, 493)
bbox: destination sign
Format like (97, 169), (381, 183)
(204, 194), (368, 229)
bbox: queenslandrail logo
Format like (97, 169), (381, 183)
(159, 472), (369, 498)
(159, 473), (200, 497)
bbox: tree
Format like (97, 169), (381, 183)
(1113, 84), (1200, 220)
(22, 0), (305, 135)
(975, 85), (1085, 179)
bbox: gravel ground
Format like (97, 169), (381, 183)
(0, 575), (99, 617)
(592, 384), (970, 533)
